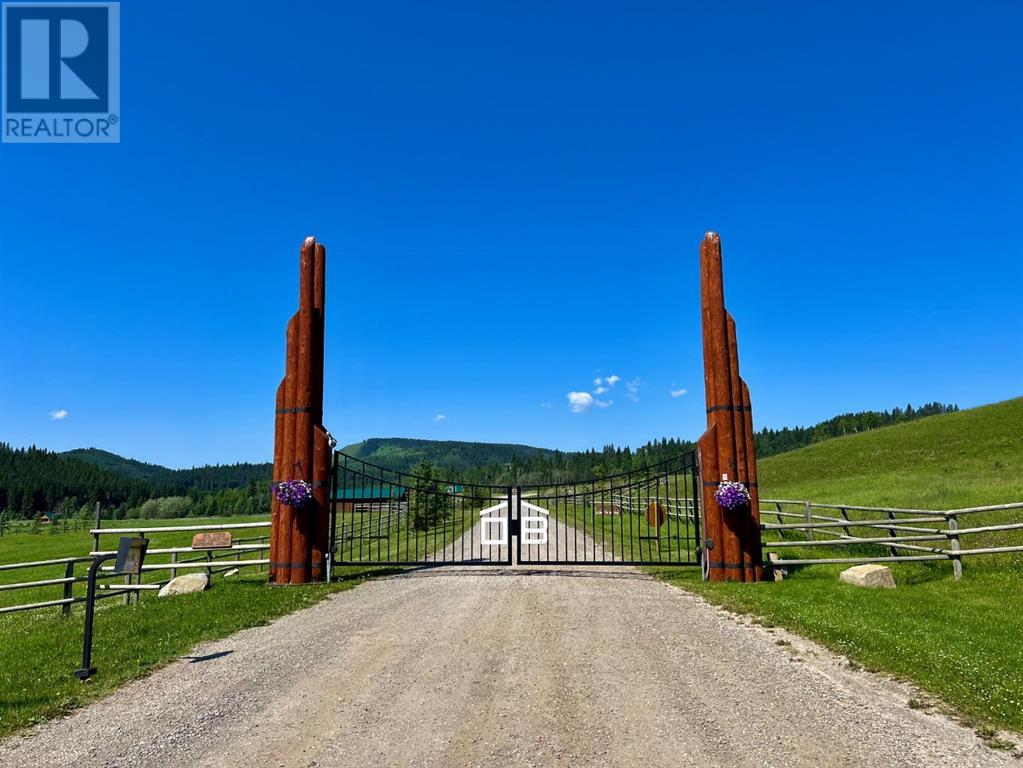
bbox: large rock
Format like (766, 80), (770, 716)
(158, 573), (210, 597)
(839, 564), (896, 589)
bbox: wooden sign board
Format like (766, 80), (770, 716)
(645, 501), (667, 529)
(192, 531), (232, 550)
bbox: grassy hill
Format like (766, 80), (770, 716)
(61, 448), (271, 491)
(757, 397), (1023, 509)
(341, 437), (555, 474)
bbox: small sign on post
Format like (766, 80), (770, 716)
(114, 537), (149, 575)
(76, 537), (149, 681)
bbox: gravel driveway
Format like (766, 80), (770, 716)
(0, 565), (1015, 768)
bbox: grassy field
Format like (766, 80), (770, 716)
(757, 397), (1023, 509)
(0, 514), (400, 737)
(0, 571), (368, 738)
(0, 515), (272, 610)
(0, 510), (446, 737)
(654, 398), (1023, 737)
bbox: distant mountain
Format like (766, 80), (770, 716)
(340, 437), (555, 474)
(61, 448), (271, 492)
(61, 448), (174, 483)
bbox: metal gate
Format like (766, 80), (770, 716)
(331, 450), (700, 567)
(515, 451), (701, 565)
(331, 453), (513, 566)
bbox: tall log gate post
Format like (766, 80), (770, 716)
(697, 232), (764, 582)
(270, 237), (332, 584)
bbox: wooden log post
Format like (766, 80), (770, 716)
(270, 237), (331, 584)
(697, 232), (763, 582)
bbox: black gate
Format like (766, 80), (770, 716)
(515, 451), (701, 565)
(331, 453), (513, 566)
(330, 450), (700, 568)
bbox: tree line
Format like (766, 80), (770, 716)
(447, 402), (959, 485)
(753, 402), (958, 457)
(0, 443), (270, 520)
(1, 401), (959, 519)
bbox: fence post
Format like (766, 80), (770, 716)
(947, 513), (962, 581)
(774, 501), (784, 526)
(886, 509), (897, 539)
(803, 501), (814, 541)
(839, 507), (851, 537)
(170, 551), (178, 580)
(62, 560), (75, 616)
(92, 502), (101, 557)
(206, 550), (213, 581)
(122, 573), (132, 606)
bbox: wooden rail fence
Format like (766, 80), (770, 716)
(760, 500), (1023, 580)
(0, 518), (271, 615)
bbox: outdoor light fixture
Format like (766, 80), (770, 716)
(75, 536), (149, 681)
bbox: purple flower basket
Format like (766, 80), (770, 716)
(272, 479), (313, 508)
(714, 480), (750, 512)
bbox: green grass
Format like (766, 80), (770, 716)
(0, 570), (372, 738)
(650, 398), (1023, 736)
(335, 501), (477, 563)
(757, 397), (1023, 509)
(0, 510), (452, 737)
(0, 515), (271, 609)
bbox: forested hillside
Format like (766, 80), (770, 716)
(63, 448), (271, 491)
(341, 438), (555, 474)
(0, 444), (270, 521)
(2, 400), (959, 519)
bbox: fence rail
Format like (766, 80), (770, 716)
(760, 499), (1023, 580)
(0, 518), (271, 616)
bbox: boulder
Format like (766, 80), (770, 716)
(158, 573), (210, 597)
(839, 564), (896, 589)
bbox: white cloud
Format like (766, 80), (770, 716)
(606, 374), (621, 386)
(567, 391), (613, 413)
(594, 386), (608, 394)
(433, 414), (447, 422)
(593, 377), (603, 387)
(567, 391), (594, 413)
(670, 388), (688, 398)
(50, 409), (68, 421)
(625, 377), (642, 402)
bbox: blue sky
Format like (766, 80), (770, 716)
(1, 1), (1021, 468)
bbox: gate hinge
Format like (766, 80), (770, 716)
(704, 537), (714, 551)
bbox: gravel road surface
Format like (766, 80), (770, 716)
(1, 564), (1016, 767)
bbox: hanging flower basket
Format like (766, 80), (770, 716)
(714, 480), (750, 512)
(272, 479), (313, 508)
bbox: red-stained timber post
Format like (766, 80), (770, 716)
(270, 237), (331, 584)
(696, 232), (763, 582)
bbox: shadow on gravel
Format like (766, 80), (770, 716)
(379, 566), (660, 581)
(184, 650), (235, 663)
